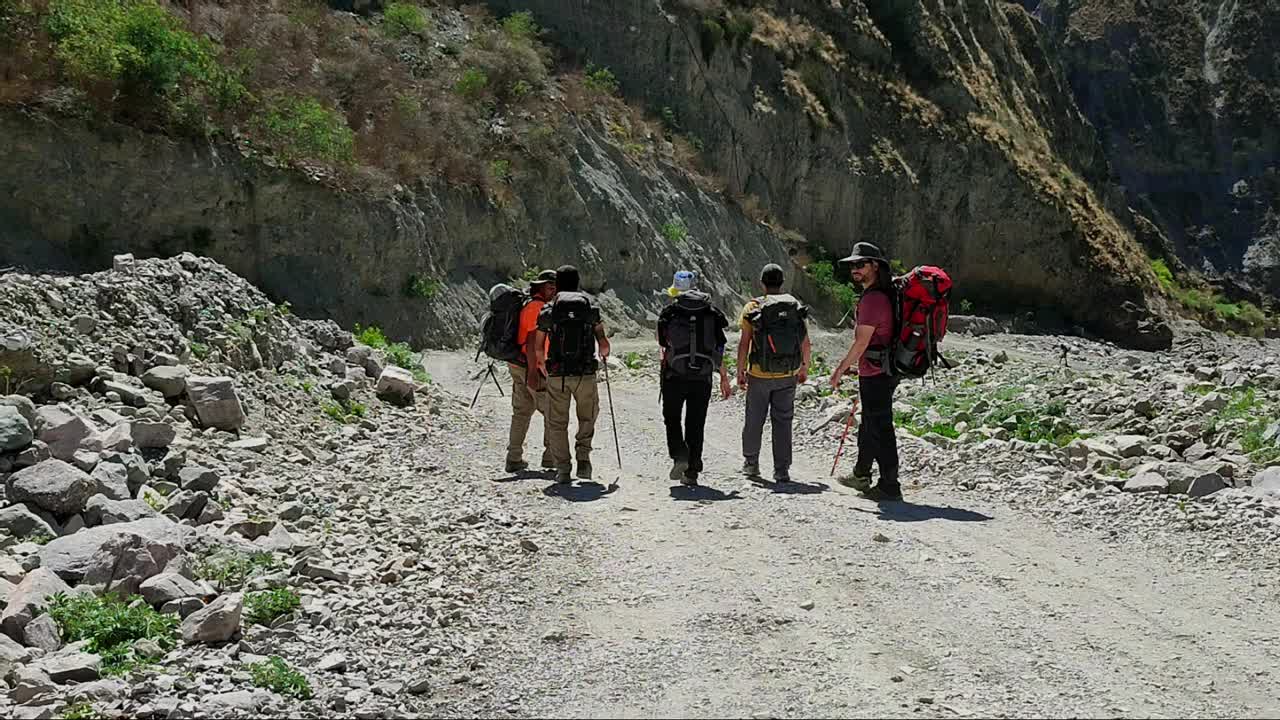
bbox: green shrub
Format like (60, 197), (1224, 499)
(724, 11), (754, 43)
(502, 10), (538, 41)
(244, 589), (301, 626)
(623, 351), (644, 369)
(394, 92), (422, 120)
(1150, 258), (1174, 290)
(258, 94), (354, 163)
(403, 274), (441, 299)
(195, 550), (278, 589)
(660, 217), (688, 243)
(353, 325), (429, 383)
(489, 158), (511, 181)
(48, 593), (178, 676)
(509, 79), (533, 98)
(807, 260), (858, 316)
(247, 656), (312, 699)
(455, 67), (488, 98)
(354, 324), (388, 349)
(959, 299), (974, 313)
(61, 702), (104, 720)
(584, 62), (618, 94)
(382, 2), (425, 37)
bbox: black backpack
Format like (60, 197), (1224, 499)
(658, 292), (725, 379)
(478, 283), (529, 364)
(746, 293), (807, 373)
(545, 291), (599, 376)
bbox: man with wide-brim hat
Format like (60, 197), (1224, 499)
(504, 269), (557, 473)
(830, 242), (903, 502)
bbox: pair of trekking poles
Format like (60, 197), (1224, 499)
(471, 358), (623, 472)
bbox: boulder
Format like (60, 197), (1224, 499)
(139, 573), (205, 608)
(375, 366), (417, 406)
(22, 614), (61, 652)
(33, 406), (95, 462)
(1122, 471), (1168, 494)
(0, 633), (33, 679)
(84, 496), (159, 526)
(948, 315), (999, 336)
(162, 490), (208, 521)
(38, 650), (100, 683)
(0, 405), (33, 451)
(37, 518), (190, 591)
(0, 505), (58, 540)
(1114, 435), (1150, 459)
(186, 376), (246, 431)
(6, 459), (96, 515)
(1187, 473), (1227, 498)
(181, 592), (243, 645)
(141, 365), (190, 398)
(0, 394), (37, 425)
(95, 423), (134, 453)
(57, 354), (97, 386)
(8, 665), (54, 704)
(1251, 467), (1280, 501)
(90, 461), (132, 501)
(94, 378), (147, 408)
(131, 422), (176, 450)
(0, 568), (72, 642)
(178, 465), (220, 492)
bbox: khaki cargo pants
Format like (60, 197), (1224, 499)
(545, 374), (599, 472)
(507, 364), (550, 464)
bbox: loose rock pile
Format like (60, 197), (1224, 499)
(0, 255), (548, 718)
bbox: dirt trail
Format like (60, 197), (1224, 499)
(428, 342), (1280, 719)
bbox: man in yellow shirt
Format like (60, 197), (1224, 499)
(737, 263), (811, 483)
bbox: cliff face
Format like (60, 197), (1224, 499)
(0, 108), (786, 348)
(1030, 0), (1280, 297)
(476, 0), (1174, 348)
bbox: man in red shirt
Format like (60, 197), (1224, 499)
(505, 269), (556, 473)
(829, 242), (902, 501)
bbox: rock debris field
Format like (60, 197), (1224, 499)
(0, 255), (1278, 719)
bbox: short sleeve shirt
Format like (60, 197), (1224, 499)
(856, 290), (894, 377)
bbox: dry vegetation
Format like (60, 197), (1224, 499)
(0, 0), (715, 198)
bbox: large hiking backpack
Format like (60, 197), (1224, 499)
(746, 293), (808, 374)
(545, 291), (599, 376)
(478, 283), (529, 364)
(658, 292), (725, 379)
(875, 265), (953, 378)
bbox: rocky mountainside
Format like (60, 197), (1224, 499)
(1030, 0), (1280, 299)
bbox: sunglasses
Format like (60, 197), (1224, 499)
(851, 260), (874, 269)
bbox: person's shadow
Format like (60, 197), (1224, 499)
(748, 477), (830, 495)
(542, 480), (620, 502)
(852, 499), (993, 523)
(492, 469), (554, 483)
(669, 485), (742, 502)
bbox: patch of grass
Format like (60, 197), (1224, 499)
(60, 702), (104, 720)
(809, 352), (831, 377)
(244, 588), (301, 626)
(189, 341), (210, 359)
(1150, 258), (1174, 290)
(623, 351), (644, 370)
(403, 274), (441, 299)
(382, 2), (426, 37)
(352, 324), (429, 384)
(724, 11), (754, 43)
(660, 217), (688, 243)
(322, 398), (367, 423)
(583, 62), (618, 94)
(321, 401), (347, 423)
(257, 94), (355, 164)
(247, 656), (313, 699)
(28, 532), (55, 545)
(195, 549), (278, 590)
(143, 492), (165, 512)
(959, 299), (974, 313)
(489, 158), (511, 181)
(48, 592), (178, 676)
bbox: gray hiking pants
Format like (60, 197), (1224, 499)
(742, 374), (797, 473)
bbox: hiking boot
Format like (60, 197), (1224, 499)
(670, 459), (689, 481)
(505, 459), (529, 473)
(862, 485), (904, 502)
(554, 468), (573, 484)
(772, 469), (792, 484)
(742, 460), (761, 478)
(681, 471), (699, 487)
(540, 451), (556, 469)
(576, 461), (592, 480)
(838, 472), (873, 492)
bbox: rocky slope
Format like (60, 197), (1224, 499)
(0, 0), (787, 348)
(479, 0), (1178, 347)
(1031, 0), (1280, 298)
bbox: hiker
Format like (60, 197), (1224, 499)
(504, 269), (557, 473)
(657, 270), (732, 486)
(531, 265), (611, 483)
(830, 242), (902, 502)
(737, 263), (811, 483)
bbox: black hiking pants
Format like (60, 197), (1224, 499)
(662, 374), (713, 474)
(855, 374), (900, 492)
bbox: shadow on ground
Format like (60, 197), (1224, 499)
(542, 480), (620, 502)
(852, 501), (994, 523)
(669, 485), (743, 502)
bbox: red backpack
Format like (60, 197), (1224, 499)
(871, 266), (953, 378)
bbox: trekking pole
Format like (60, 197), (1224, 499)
(603, 359), (622, 470)
(488, 362), (505, 397)
(468, 362), (506, 410)
(830, 399), (859, 476)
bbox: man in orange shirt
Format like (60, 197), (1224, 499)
(506, 269), (557, 472)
